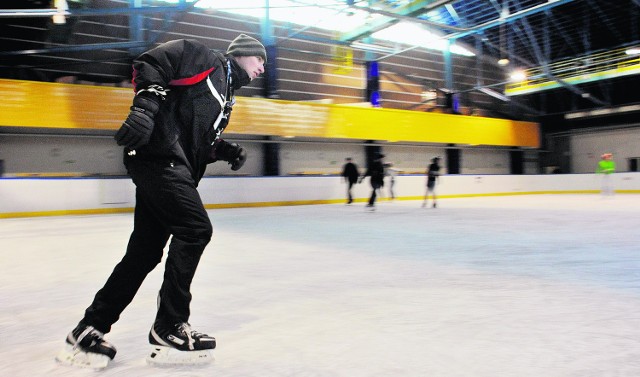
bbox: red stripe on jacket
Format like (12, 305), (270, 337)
(169, 67), (216, 86)
(131, 66), (216, 92)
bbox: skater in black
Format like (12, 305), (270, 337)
(423, 156), (441, 208)
(58, 34), (267, 368)
(341, 157), (360, 204)
(360, 153), (385, 210)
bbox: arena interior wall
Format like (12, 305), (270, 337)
(1, 173), (638, 218)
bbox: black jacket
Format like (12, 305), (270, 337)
(127, 39), (235, 182)
(427, 162), (440, 183)
(342, 162), (359, 184)
(363, 160), (385, 187)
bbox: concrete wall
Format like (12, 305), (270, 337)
(0, 134), (516, 176)
(2, 173), (638, 218)
(570, 127), (640, 173)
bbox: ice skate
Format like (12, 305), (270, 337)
(146, 321), (215, 366)
(56, 323), (116, 369)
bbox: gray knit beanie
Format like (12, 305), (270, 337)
(227, 34), (267, 63)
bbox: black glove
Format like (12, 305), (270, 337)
(114, 94), (160, 149)
(211, 139), (247, 171)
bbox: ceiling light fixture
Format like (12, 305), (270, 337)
(350, 41), (396, 54)
(52, 0), (68, 25)
(509, 70), (526, 81)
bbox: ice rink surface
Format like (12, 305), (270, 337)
(1, 194), (639, 377)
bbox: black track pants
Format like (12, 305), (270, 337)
(368, 182), (381, 206)
(82, 159), (212, 333)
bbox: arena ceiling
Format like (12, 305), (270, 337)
(1, 0), (639, 123)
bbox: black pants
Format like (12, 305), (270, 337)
(368, 182), (382, 205)
(82, 160), (212, 333)
(346, 181), (356, 203)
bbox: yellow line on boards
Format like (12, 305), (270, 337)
(0, 207), (134, 219)
(1, 191), (639, 219)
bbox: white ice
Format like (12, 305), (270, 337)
(1, 195), (639, 377)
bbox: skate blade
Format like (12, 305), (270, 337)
(146, 345), (214, 366)
(56, 344), (110, 369)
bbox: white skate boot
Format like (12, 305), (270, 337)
(146, 321), (215, 366)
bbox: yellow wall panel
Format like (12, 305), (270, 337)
(0, 79), (132, 129)
(0, 79), (539, 148)
(232, 99), (539, 147)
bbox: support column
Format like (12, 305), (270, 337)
(263, 137), (280, 176)
(443, 40), (458, 113)
(263, 45), (278, 98)
(261, 0), (278, 98)
(128, 0), (145, 56)
(443, 39), (453, 90)
(510, 149), (524, 174)
(364, 141), (381, 170)
(446, 145), (460, 174)
(366, 61), (380, 107)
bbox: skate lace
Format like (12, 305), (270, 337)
(177, 323), (197, 350)
(73, 326), (102, 350)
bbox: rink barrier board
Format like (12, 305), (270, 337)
(1, 190), (638, 219)
(1, 173), (637, 219)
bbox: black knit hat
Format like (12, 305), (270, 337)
(227, 34), (267, 63)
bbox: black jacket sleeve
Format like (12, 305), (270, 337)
(132, 39), (221, 92)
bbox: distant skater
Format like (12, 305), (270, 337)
(341, 157), (360, 204)
(596, 153), (616, 196)
(360, 153), (385, 210)
(422, 156), (441, 208)
(384, 162), (399, 200)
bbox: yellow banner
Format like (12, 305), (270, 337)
(0, 79), (539, 148)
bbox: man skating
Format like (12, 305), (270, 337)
(422, 156), (441, 208)
(341, 157), (360, 204)
(360, 153), (385, 210)
(57, 34), (266, 368)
